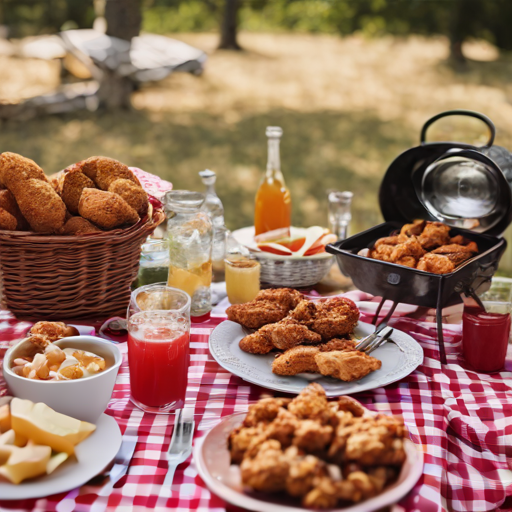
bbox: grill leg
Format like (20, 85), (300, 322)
(371, 297), (387, 325)
(437, 304), (447, 364)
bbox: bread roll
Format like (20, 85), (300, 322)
(59, 169), (96, 214)
(81, 156), (140, 190)
(108, 178), (148, 216)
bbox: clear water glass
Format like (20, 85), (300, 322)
(328, 191), (353, 240)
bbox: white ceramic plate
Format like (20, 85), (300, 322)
(0, 413), (122, 500)
(209, 320), (423, 396)
(194, 412), (424, 512)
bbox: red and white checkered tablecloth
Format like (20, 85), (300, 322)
(0, 296), (511, 512)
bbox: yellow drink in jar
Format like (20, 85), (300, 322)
(168, 261), (212, 299)
(225, 257), (260, 304)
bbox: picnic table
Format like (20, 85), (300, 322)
(0, 290), (511, 512)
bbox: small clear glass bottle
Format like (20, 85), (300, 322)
(199, 169), (227, 268)
(164, 190), (213, 318)
(328, 191), (353, 240)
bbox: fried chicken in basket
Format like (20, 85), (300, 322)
(365, 220), (479, 274)
(227, 288), (304, 329)
(229, 383), (407, 509)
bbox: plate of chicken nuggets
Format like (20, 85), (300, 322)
(194, 384), (423, 511)
(209, 289), (423, 396)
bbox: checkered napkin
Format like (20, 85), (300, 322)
(0, 299), (511, 512)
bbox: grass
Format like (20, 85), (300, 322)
(1, 32), (512, 272)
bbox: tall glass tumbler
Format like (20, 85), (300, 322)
(127, 284), (191, 414)
(328, 191), (353, 240)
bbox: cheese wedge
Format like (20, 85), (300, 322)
(0, 404), (10, 433)
(10, 399), (96, 456)
(0, 444), (51, 484)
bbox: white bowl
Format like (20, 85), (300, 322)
(2, 335), (122, 423)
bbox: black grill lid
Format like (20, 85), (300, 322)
(379, 110), (512, 236)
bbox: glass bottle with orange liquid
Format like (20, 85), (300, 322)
(254, 126), (291, 236)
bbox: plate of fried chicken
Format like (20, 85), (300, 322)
(209, 289), (423, 396)
(194, 383), (423, 511)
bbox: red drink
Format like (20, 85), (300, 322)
(462, 305), (510, 372)
(128, 315), (190, 410)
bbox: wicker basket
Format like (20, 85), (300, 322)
(255, 253), (334, 288)
(0, 209), (165, 321)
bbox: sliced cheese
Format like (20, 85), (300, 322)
(0, 444), (51, 484)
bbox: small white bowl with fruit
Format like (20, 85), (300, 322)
(3, 328), (122, 423)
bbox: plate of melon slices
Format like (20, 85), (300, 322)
(0, 397), (122, 500)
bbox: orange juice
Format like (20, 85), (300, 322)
(254, 126), (291, 236)
(225, 258), (260, 304)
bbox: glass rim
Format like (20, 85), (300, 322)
(328, 191), (353, 202)
(130, 283), (191, 314)
(224, 256), (260, 268)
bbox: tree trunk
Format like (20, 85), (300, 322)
(100, 0), (141, 109)
(218, 0), (241, 50)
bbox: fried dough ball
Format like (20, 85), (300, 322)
(14, 179), (66, 233)
(80, 156), (140, 190)
(0, 189), (29, 230)
(59, 169), (96, 214)
(60, 216), (102, 236)
(108, 178), (148, 216)
(315, 350), (382, 382)
(78, 188), (139, 230)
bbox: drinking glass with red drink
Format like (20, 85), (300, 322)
(127, 284), (191, 413)
(462, 301), (511, 373)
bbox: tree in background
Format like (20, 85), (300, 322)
(218, 0), (241, 49)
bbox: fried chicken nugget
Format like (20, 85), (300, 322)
(309, 297), (360, 340)
(60, 216), (102, 235)
(315, 350), (381, 382)
(59, 168), (96, 214)
(108, 178), (148, 217)
(227, 288), (304, 329)
(271, 318), (322, 350)
(0, 189), (29, 230)
(78, 188), (139, 230)
(239, 323), (276, 354)
(80, 156), (141, 190)
(30, 321), (79, 341)
(272, 339), (356, 376)
(285, 447), (328, 498)
(416, 253), (455, 274)
(243, 397), (291, 427)
(288, 383), (333, 425)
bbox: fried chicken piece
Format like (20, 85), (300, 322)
(431, 242), (478, 266)
(308, 297), (360, 340)
(289, 300), (318, 323)
(302, 476), (340, 509)
(239, 323), (276, 354)
(80, 156), (141, 190)
(227, 288), (304, 329)
(271, 318), (322, 350)
(336, 396), (366, 418)
(390, 237), (425, 262)
(229, 424), (267, 464)
(78, 188), (139, 230)
(272, 339), (356, 376)
(374, 235), (408, 247)
(243, 397), (291, 427)
(288, 383), (333, 425)
(108, 178), (148, 217)
(0, 208), (17, 230)
(30, 321), (79, 341)
(60, 216), (102, 235)
(416, 252), (455, 274)
(315, 350), (381, 382)
(285, 447), (328, 498)
(266, 408), (299, 447)
(293, 420), (333, 453)
(396, 256), (417, 268)
(418, 222), (451, 250)
(0, 189), (29, 230)
(240, 439), (290, 493)
(59, 169), (96, 214)
(400, 220), (426, 237)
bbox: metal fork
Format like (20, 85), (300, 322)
(164, 408), (195, 486)
(355, 326), (393, 354)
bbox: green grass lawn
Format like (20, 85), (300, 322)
(2, 32), (512, 273)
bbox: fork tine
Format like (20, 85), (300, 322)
(364, 328), (393, 354)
